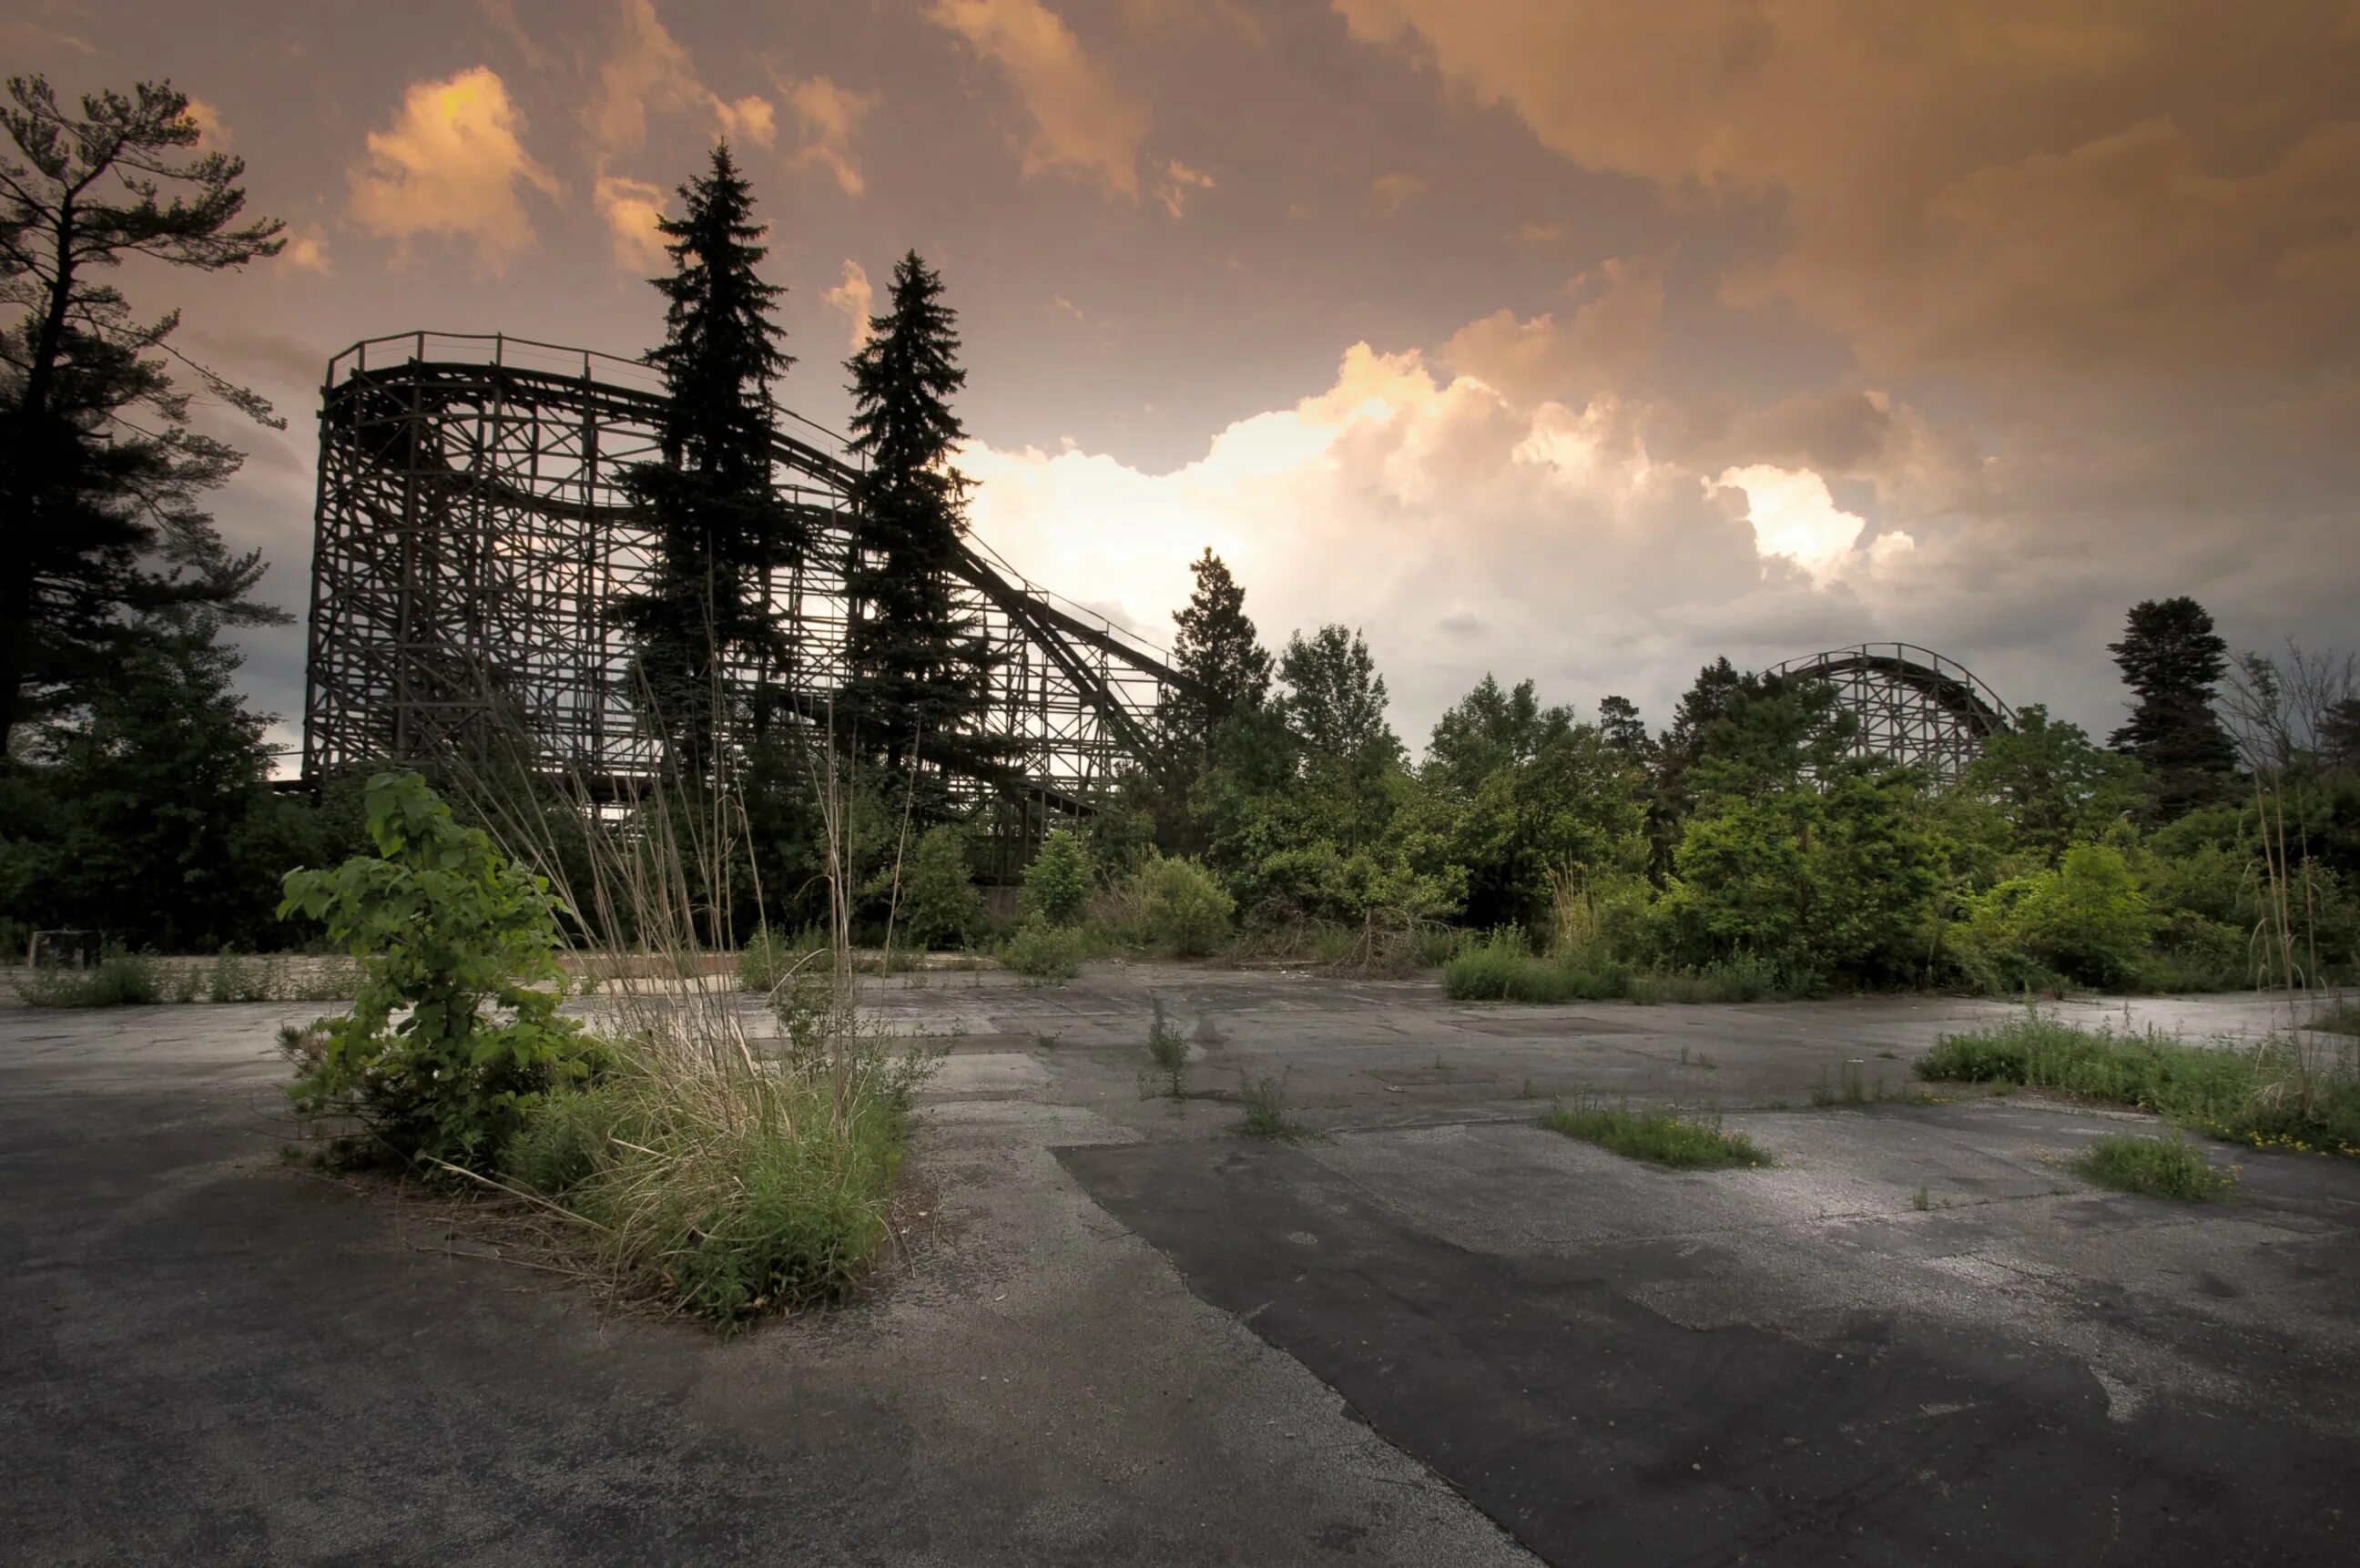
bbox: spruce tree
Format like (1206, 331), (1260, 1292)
(2107, 596), (2236, 817)
(0, 76), (288, 753)
(613, 142), (799, 773)
(1167, 548), (1272, 749)
(839, 250), (1006, 801)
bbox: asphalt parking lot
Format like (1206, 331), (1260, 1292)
(4, 969), (2354, 1563)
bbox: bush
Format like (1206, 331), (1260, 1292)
(1542, 1096), (1765, 1168)
(278, 772), (600, 1173)
(1018, 829), (1093, 925)
(12, 947), (162, 1008)
(891, 826), (983, 951)
(1966, 843), (2157, 988)
(1443, 929), (1629, 1003)
(1132, 854), (1234, 956)
(1001, 914), (1086, 983)
(2075, 1134), (2239, 1200)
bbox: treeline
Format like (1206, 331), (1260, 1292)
(1068, 569), (2360, 993)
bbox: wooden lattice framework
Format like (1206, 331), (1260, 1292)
(300, 332), (1183, 813)
(1770, 642), (2012, 788)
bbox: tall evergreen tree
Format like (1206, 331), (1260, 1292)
(0, 76), (288, 753)
(2108, 596), (2235, 817)
(1167, 547), (1271, 749)
(613, 143), (800, 772)
(839, 249), (1007, 800)
(1597, 694), (1653, 762)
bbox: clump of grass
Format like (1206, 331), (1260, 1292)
(1143, 995), (1189, 1100)
(1443, 930), (1627, 1003)
(1000, 915), (1085, 984)
(1541, 1095), (1765, 1169)
(1912, 1185), (1931, 1210)
(2073, 1134), (2239, 1201)
(1917, 1005), (2360, 1157)
(503, 1033), (922, 1320)
(205, 952), (277, 1003)
(1240, 1068), (1315, 1141)
(12, 948), (163, 1008)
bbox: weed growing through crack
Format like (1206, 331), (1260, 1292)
(2074, 1134), (2239, 1201)
(1810, 1062), (1886, 1106)
(1034, 1032), (1061, 1052)
(1912, 1185), (1931, 1211)
(1542, 1094), (1765, 1169)
(1240, 1069), (1316, 1141)
(1143, 995), (1189, 1101)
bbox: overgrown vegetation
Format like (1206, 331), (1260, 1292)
(1000, 914), (1085, 983)
(2073, 1134), (2240, 1200)
(1143, 996), (1189, 1100)
(279, 773), (602, 1171)
(1541, 1096), (1765, 1169)
(1917, 1008), (2360, 1156)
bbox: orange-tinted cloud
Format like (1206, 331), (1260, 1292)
(1369, 170), (1426, 214)
(347, 66), (557, 272)
(1336, 0), (2360, 377)
(1155, 158), (1216, 219)
(585, 0), (775, 158)
(785, 76), (877, 196)
(930, 0), (1148, 199)
(1442, 256), (1665, 402)
(593, 175), (669, 270)
(823, 259), (875, 350)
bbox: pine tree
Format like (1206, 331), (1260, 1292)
(0, 76), (289, 753)
(1167, 548), (1272, 749)
(839, 250), (1006, 800)
(1597, 695), (1653, 762)
(612, 143), (799, 773)
(2108, 596), (2236, 817)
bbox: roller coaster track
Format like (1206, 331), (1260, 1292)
(301, 332), (1186, 817)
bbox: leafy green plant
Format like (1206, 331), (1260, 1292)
(1019, 829), (1094, 925)
(1542, 1095), (1765, 1169)
(278, 771), (600, 1173)
(2073, 1134), (2238, 1200)
(1132, 853), (1235, 956)
(738, 923), (824, 993)
(1001, 914), (1084, 983)
(889, 825), (983, 952)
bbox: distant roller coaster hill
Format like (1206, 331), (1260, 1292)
(1770, 642), (2013, 787)
(299, 331), (1189, 815)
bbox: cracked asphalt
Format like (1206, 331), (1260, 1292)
(5, 968), (2355, 1563)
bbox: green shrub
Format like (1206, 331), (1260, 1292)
(1917, 1007), (2360, 1156)
(2074, 1134), (2239, 1200)
(1966, 843), (2157, 988)
(12, 947), (162, 1008)
(1133, 854), (1234, 956)
(1002, 914), (1085, 983)
(1542, 1096), (1765, 1169)
(278, 771), (600, 1173)
(1019, 829), (1094, 926)
(891, 826), (983, 951)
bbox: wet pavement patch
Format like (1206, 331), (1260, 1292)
(1059, 1137), (2351, 1565)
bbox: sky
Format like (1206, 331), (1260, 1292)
(11, 0), (2358, 764)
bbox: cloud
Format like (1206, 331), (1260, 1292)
(1369, 170), (1427, 213)
(585, 0), (775, 158)
(1333, 1), (2360, 379)
(785, 76), (876, 195)
(822, 259), (875, 350)
(1511, 219), (1566, 245)
(1154, 158), (1216, 219)
(930, 0), (1149, 199)
(347, 66), (558, 272)
(1441, 256), (1665, 402)
(594, 175), (670, 270)
(279, 228), (332, 274)
(959, 332), (1921, 742)
(184, 96), (229, 146)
